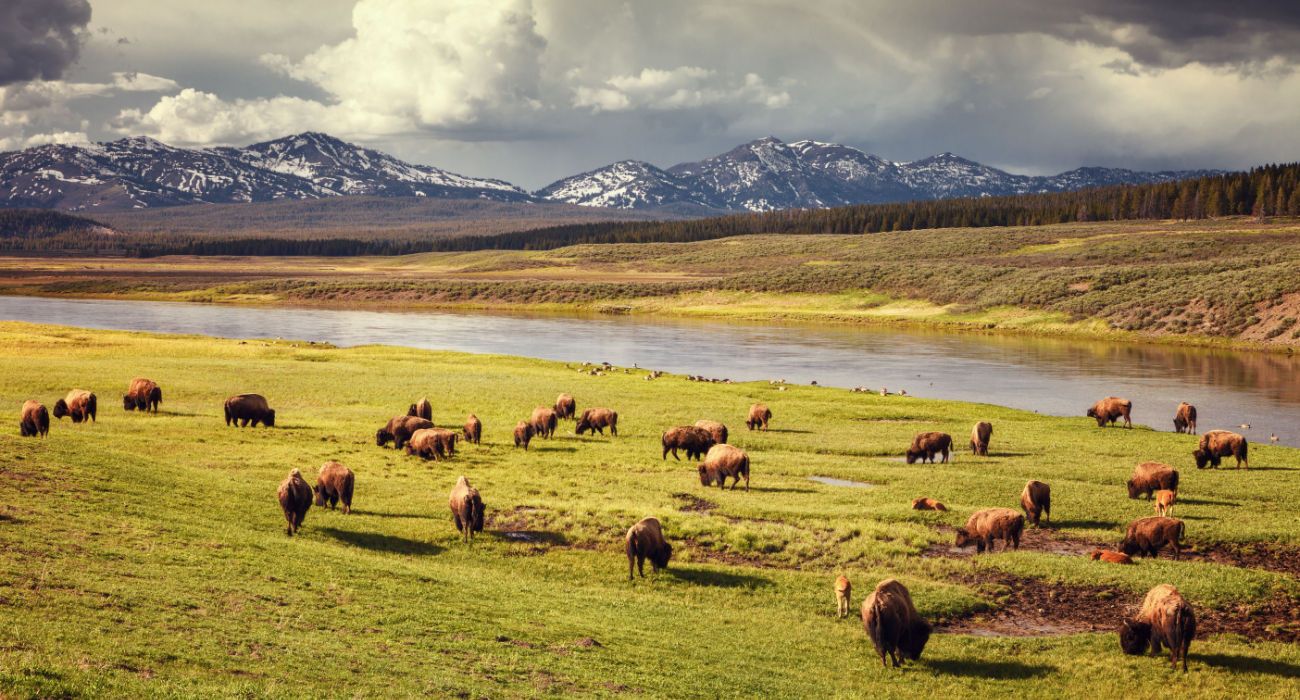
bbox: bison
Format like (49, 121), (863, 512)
(53, 390), (96, 424)
(1193, 430), (1248, 470)
(463, 414), (482, 445)
(530, 406), (558, 439)
(554, 393), (576, 420)
(1173, 402), (1197, 435)
(861, 579), (932, 668)
(746, 403), (772, 431)
(408, 397), (432, 421)
(835, 575), (852, 619)
(906, 432), (952, 464)
(694, 419), (728, 445)
(277, 468), (312, 536)
(224, 394), (274, 428)
(1087, 396), (1132, 428)
(448, 475), (485, 543)
(969, 421), (992, 456)
(311, 461), (354, 514)
(1127, 461), (1179, 499)
(376, 415), (433, 449)
(697, 444), (750, 491)
(1120, 516), (1185, 559)
(576, 407), (618, 436)
(662, 425), (715, 461)
(1020, 480), (1051, 527)
(513, 420), (534, 450)
(122, 377), (162, 413)
(911, 497), (947, 511)
(954, 508), (1024, 553)
(19, 400), (49, 438)
(1120, 584), (1196, 672)
(626, 516), (672, 580)
(1154, 489), (1177, 518)
(1091, 549), (1134, 564)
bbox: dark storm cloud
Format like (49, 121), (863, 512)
(0, 0), (92, 85)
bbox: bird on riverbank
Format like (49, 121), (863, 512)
(1270, 434), (1280, 443)
(1240, 423), (1251, 430)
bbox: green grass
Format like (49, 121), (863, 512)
(2, 322), (1300, 698)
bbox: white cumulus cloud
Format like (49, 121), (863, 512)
(575, 67), (789, 113)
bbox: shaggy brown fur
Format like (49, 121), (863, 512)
(1194, 430), (1248, 470)
(954, 508), (1024, 553)
(835, 575), (852, 619)
(626, 516), (672, 579)
(376, 415), (433, 449)
(905, 432), (952, 464)
(1127, 461), (1180, 499)
(697, 444), (750, 491)
(407, 397), (432, 421)
(1090, 549), (1134, 564)
(1020, 480), (1051, 527)
(123, 377), (162, 413)
(463, 414), (482, 445)
(861, 579), (932, 668)
(1154, 489), (1177, 518)
(911, 497), (947, 511)
(530, 406), (558, 439)
(53, 390), (96, 424)
(746, 403), (772, 431)
(514, 420), (534, 450)
(694, 419), (728, 445)
(662, 425), (715, 461)
(1120, 516), (1185, 559)
(19, 400), (49, 438)
(1120, 584), (1197, 672)
(314, 461), (355, 514)
(1087, 396), (1132, 428)
(576, 407), (618, 436)
(224, 394), (274, 428)
(404, 428), (456, 461)
(448, 475), (485, 543)
(554, 393), (576, 420)
(1173, 402), (1197, 435)
(277, 468), (312, 536)
(970, 421), (993, 456)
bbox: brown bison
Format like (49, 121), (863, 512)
(746, 403), (772, 431)
(408, 397), (432, 421)
(1120, 516), (1185, 559)
(53, 390), (96, 424)
(277, 468), (312, 536)
(19, 400), (49, 438)
(861, 579), (932, 668)
(1120, 584), (1196, 672)
(1173, 402), (1197, 435)
(626, 516), (672, 579)
(969, 421), (992, 456)
(554, 393), (576, 420)
(122, 377), (162, 413)
(405, 428), (456, 461)
(1091, 549), (1134, 564)
(463, 414), (482, 445)
(698, 444), (751, 491)
(662, 425), (715, 461)
(448, 475), (485, 543)
(905, 432), (952, 464)
(1127, 461), (1179, 499)
(530, 406), (558, 439)
(1087, 396), (1132, 428)
(694, 419), (728, 445)
(1020, 480), (1051, 527)
(576, 407), (618, 436)
(224, 394), (274, 428)
(1193, 430), (1248, 470)
(954, 508), (1024, 553)
(513, 420), (534, 450)
(835, 575), (852, 619)
(1154, 489), (1176, 518)
(911, 497), (947, 511)
(313, 461), (354, 514)
(376, 415), (433, 449)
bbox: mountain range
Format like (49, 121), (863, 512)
(0, 132), (1216, 213)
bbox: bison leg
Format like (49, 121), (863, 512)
(627, 552), (635, 580)
(637, 555), (646, 578)
(610, 424), (617, 436)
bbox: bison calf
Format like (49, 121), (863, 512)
(954, 508), (1024, 553)
(626, 516), (672, 579)
(1090, 549), (1134, 564)
(906, 432), (952, 464)
(277, 468), (312, 536)
(970, 421), (992, 456)
(1127, 461), (1179, 499)
(1120, 516), (1185, 559)
(746, 403), (771, 431)
(1087, 396), (1132, 428)
(1120, 584), (1196, 672)
(314, 461), (355, 514)
(1154, 489), (1176, 518)
(1020, 480), (1051, 527)
(514, 420), (534, 450)
(448, 475), (485, 543)
(911, 497), (947, 511)
(1193, 430), (1247, 470)
(1173, 402), (1197, 435)
(835, 575), (852, 619)
(576, 407), (618, 436)
(861, 579), (931, 668)
(19, 400), (49, 438)
(698, 444), (750, 491)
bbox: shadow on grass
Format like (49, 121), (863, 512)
(1199, 653), (1300, 678)
(1050, 519), (1122, 529)
(924, 658), (1055, 679)
(748, 486), (818, 494)
(761, 428), (814, 434)
(317, 527), (442, 556)
(362, 510), (432, 520)
(1177, 497), (1240, 507)
(489, 529), (569, 546)
(668, 567), (773, 589)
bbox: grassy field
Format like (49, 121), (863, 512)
(2, 322), (1300, 698)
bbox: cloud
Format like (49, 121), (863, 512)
(574, 67), (789, 112)
(0, 0), (92, 85)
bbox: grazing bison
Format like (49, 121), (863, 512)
(835, 575), (852, 619)
(513, 420), (534, 450)
(1091, 549), (1134, 564)
(746, 403), (772, 431)
(1120, 516), (1185, 559)
(463, 414), (482, 445)
(861, 579), (932, 668)
(969, 421), (992, 456)
(530, 407), (558, 439)
(376, 415), (433, 449)
(448, 475), (485, 543)
(954, 508), (1024, 553)
(122, 377), (162, 413)
(1154, 489), (1177, 518)
(1020, 480), (1051, 527)
(1173, 402), (1197, 435)
(405, 428), (455, 461)
(661, 425), (715, 461)
(626, 516), (672, 580)
(1120, 584), (1196, 672)
(313, 461), (354, 514)
(698, 444), (750, 491)
(19, 400), (49, 438)
(53, 390), (96, 424)
(576, 407), (618, 436)
(911, 497), (947, 511)
(224, 394), (274, 428)
(277, 468), (312, 536)
(1087, 396), (1132, 428)
(905, 432), (952, 464)
(1193, 430), (1248, 470)
(554, 393), (576, 420)
(408, 397), (432, 421)
(1127, 461), (1179, 499)
(694, 419), (728, 445)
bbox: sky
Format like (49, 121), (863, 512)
(2, 0), (1300, 189)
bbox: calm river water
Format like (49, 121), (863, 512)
(3, 295), (1298, 445)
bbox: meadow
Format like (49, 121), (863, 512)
(2, 322), (1300, 697)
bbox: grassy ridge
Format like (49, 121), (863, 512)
(2, 323), (1300, 697)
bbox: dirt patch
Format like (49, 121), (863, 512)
(925, 525), (1104, 558)
(1182, 541), (1300, 579)
(672, 492), (718, 513)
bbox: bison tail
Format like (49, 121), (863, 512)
(87, 394), (97, 421)
(151, 386), (163, 406)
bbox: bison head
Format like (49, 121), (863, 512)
(652, 541), (673, 569)
(263, 409), (276, 427)
(313, 483), (328, 506)
(905, 448), (922, 464)
(1086, 407), (1097, 418)
(1126, 479), (1140, 499)
(900, 620), (931, 661)
(575, 418), (591, 435)
(953, 528), (975, 548)
(376, 429), (393, 447)
(1118, 538), (1140, 556)
(52, 399), (69, 419)
(697, 464), (713, 486)
(123, 394), (136, 411)
(1192, 449), (1213, 469)
(1118, 619), (1152, 655)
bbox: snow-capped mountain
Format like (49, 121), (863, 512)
(534, 160), (712, 209)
